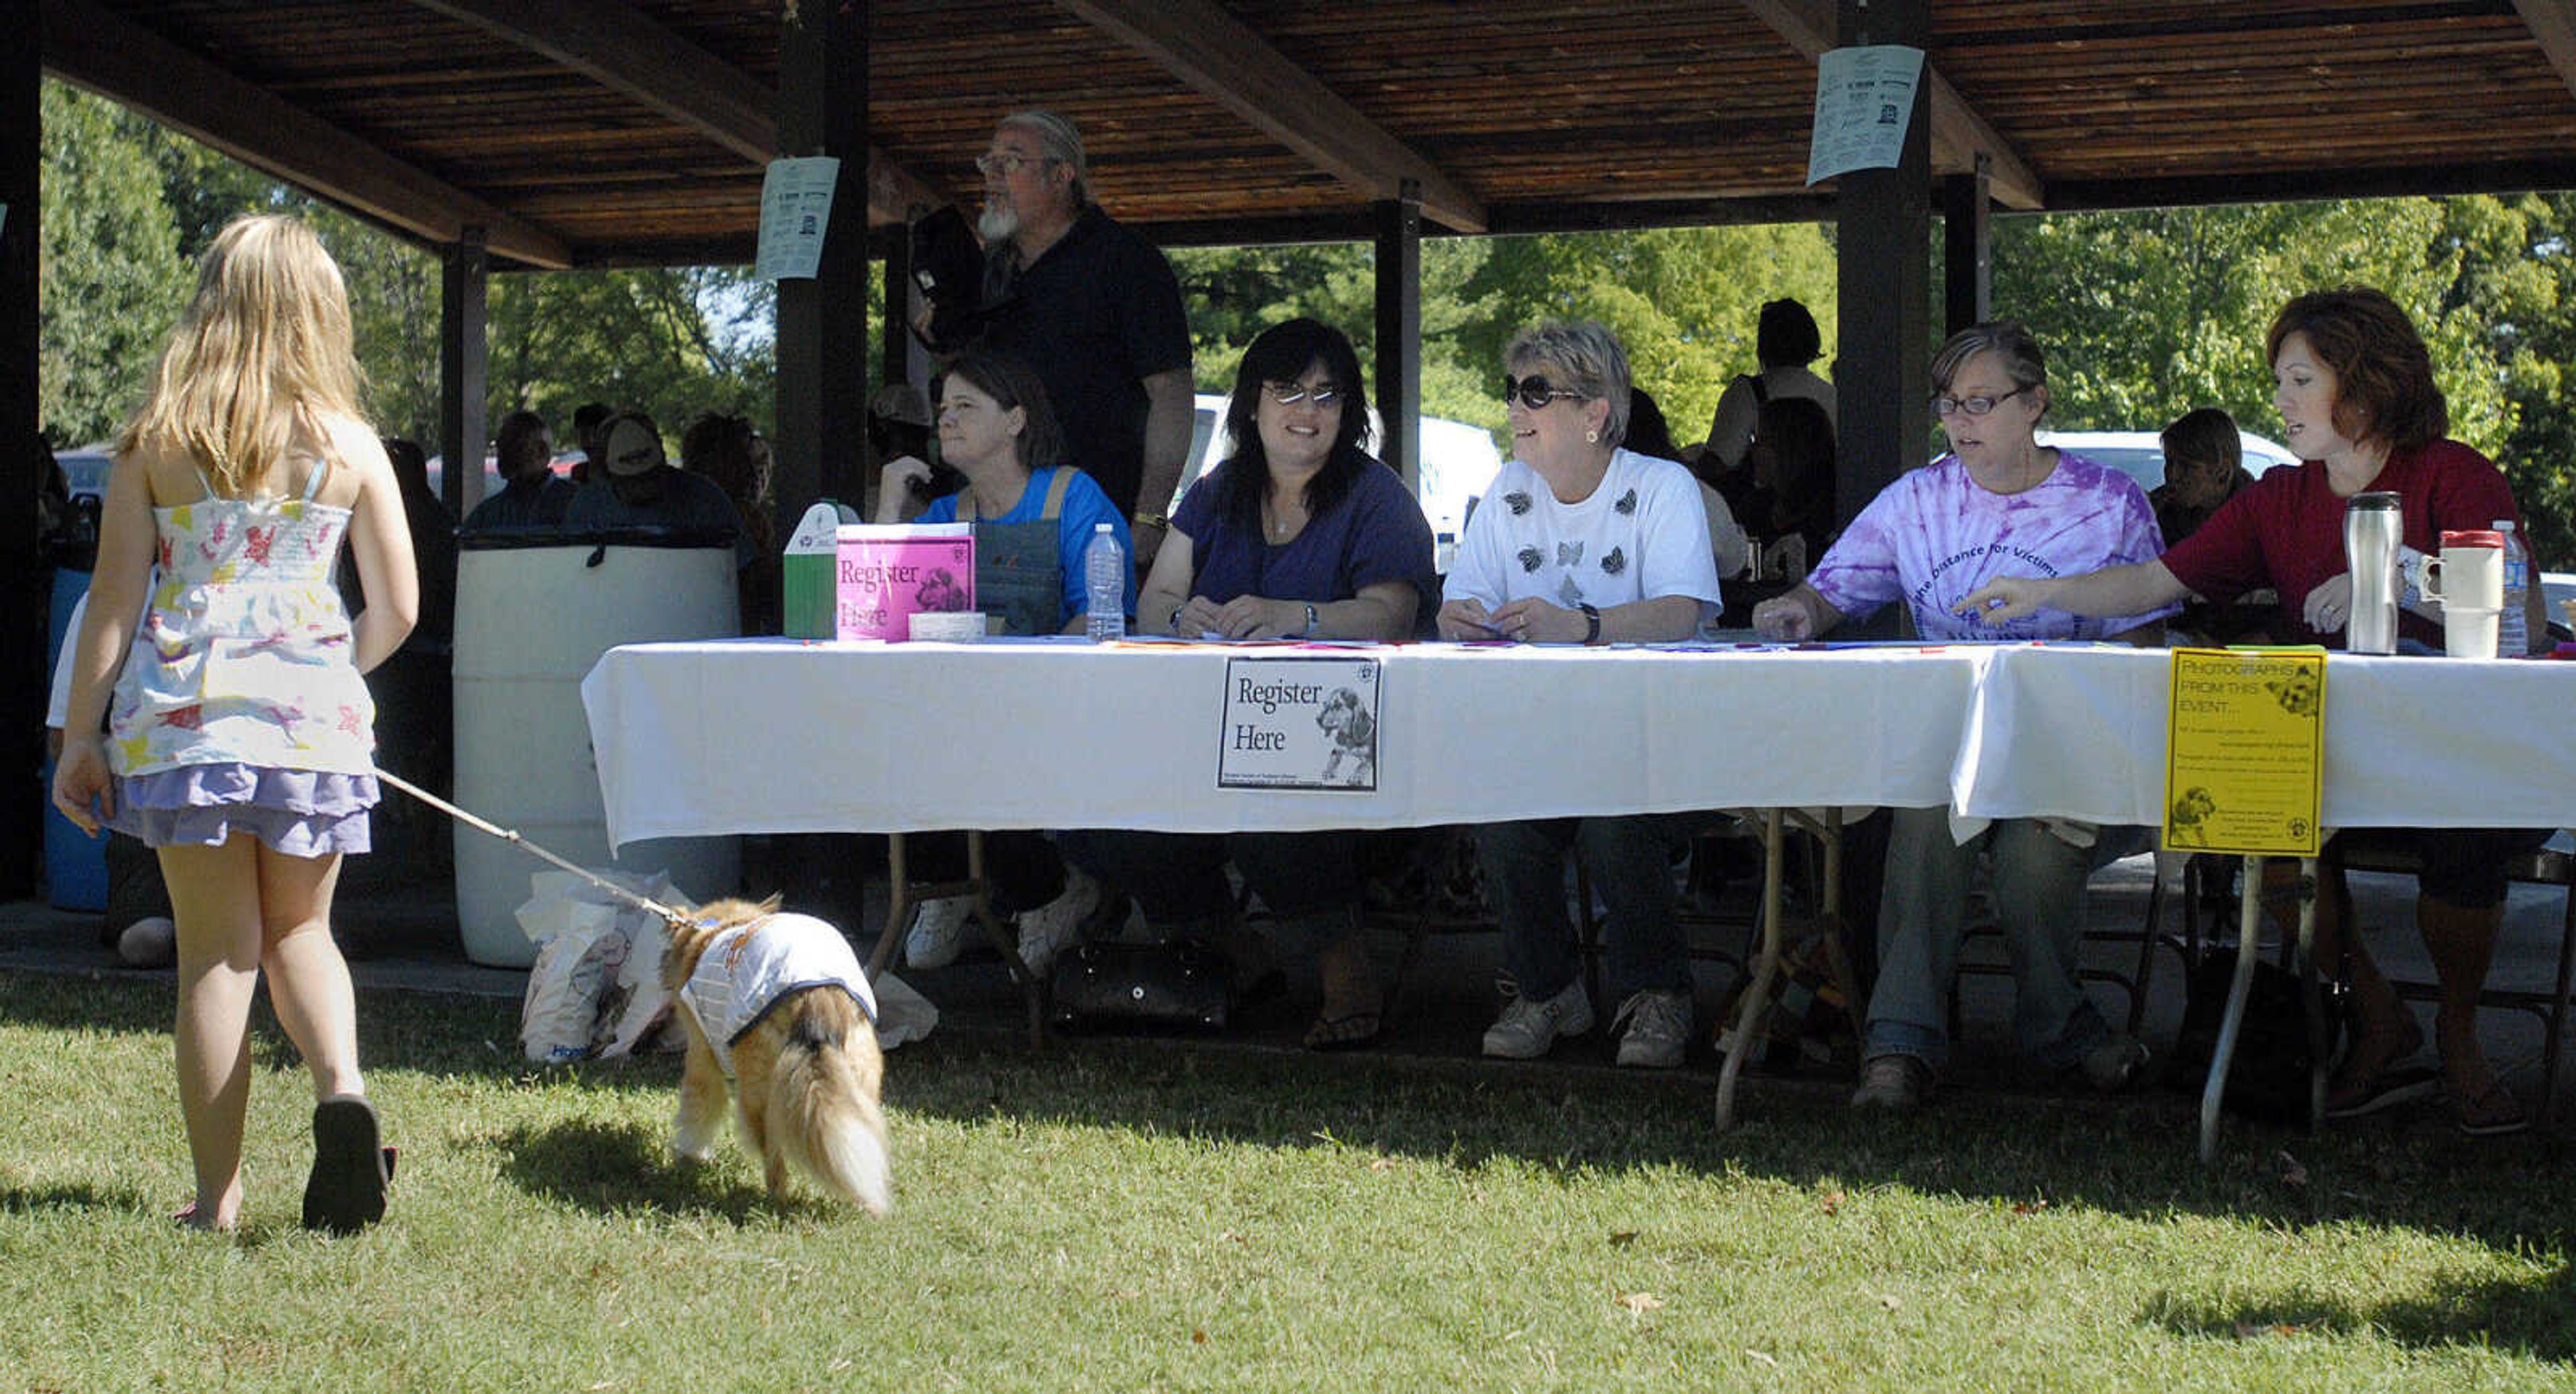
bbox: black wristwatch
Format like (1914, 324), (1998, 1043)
(1579, 602), (1602, 645)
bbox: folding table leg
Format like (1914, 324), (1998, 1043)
(1715, 806), (1786, 1131)
(2198, 855), (2265, 1163)
(964, 831), (1048, 1048)
(867, 833), (915, 978)
(2198, 854), (2317, 1161)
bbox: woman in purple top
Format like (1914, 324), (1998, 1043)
(1097, 318), (1434, 1050)
(1140, 318), (1433, 640)
(1753, 322), (2170, 1115)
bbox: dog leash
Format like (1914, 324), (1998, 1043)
(371, 767), (694, 927)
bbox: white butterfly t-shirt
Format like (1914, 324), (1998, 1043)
(1444, 447), (1723, 623)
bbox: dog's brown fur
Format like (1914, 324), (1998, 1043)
(661, 897), (892, 1214)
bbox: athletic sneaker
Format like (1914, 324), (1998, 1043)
(1613, 989), (1692, 1069)
(2080, 1033), (2151, 1093)
(903, 896), (974, 970)
(1014, 867), (1102, 978)
(1851, 1053), (1931, 1111)
(1481, 980), (1594, 1059)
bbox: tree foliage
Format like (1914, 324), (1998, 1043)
(35, 83), (189, 447)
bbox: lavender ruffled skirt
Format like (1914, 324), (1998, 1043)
(106, 763), (378, 858)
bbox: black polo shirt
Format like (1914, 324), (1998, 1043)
(977, 206), (1190, 519)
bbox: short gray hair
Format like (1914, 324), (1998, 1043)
(1929, 321), (2047, 403)
(997, 110), (1090, 209)
(1505, 319), (1632, 449)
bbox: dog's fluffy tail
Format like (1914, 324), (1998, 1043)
(772, 991), (893, 1216)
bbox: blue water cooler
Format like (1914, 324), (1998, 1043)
(43, 567), (108, 911)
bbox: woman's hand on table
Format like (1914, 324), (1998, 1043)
(1949, 577), (2049, 628)
(2301, 572), (2355, 634)
(1437, 597), (1506, 641)
(1489, 598), (1580, 644)
(1752, 592), (1819, 641)
(1175, 594), (1299, 639)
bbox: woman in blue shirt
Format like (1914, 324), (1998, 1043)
(880, 350), (1132, 635)
(878, 350), (1130, 977)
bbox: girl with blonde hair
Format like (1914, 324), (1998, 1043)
(54, 213), (419, 1232)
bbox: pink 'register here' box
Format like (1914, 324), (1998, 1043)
(833, 523), (975, 640)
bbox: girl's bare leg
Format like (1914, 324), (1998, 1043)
(158, 838), (266, 1231)
(254, 844), (362, 1100)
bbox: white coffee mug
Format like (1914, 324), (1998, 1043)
(2443, 606), (2501, 660)
(2420, 531), (2505, 613)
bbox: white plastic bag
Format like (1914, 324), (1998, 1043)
(514, 868), (679, 1063)
(871, 969), (939, 1049)
(520, 921), (627, 1064)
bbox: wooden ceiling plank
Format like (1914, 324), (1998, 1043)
(405, 0), (945, 223)
(2511, 0), (2576, 96)
(1737, 0), (2045, 209)
(1049, 0), (1489, 232)
(39, 0), (574, 268)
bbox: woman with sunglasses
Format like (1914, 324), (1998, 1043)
(1098, 317), (1433, 1049)
(1440, 320), (1725, 1069)
(1752, 321), (2173, 1114)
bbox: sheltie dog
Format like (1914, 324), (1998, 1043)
(661, 897), (892, 1215)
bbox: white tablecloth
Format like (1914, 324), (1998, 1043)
(1955, 645), (2576, 830)
(583, 639), (2576, 851)
(581, 637), (1986, 849)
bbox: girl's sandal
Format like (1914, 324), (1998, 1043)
(302, 1094), (391, 1234)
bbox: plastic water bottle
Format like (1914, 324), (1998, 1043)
(2496, 518), (2530, 655)
(1083, 523), (1126, 642)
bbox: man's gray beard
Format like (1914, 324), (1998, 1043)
(977, 203), (1018, 244)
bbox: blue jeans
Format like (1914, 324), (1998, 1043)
(1476, 814), (1695, 1005)
(1863, 808), (2144, 1071)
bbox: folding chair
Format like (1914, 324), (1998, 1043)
(865, 830), (1047, 1046)
(2322, 835), (2576, 1124)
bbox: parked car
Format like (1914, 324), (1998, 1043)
(56, 443), (114, 504)
(2034, 429), (2300, 494)
(1172, 393), (1503, 549)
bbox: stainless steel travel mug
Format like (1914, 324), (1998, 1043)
(2343, 490), (2402, 654)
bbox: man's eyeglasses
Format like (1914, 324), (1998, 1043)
(1931, 386), (2031, 418)
(1262, 382), (1344, 408)
(1501, 374), (1591, 410)
(975, 151), (1057, 178)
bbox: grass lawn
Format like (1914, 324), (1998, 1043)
(3, 972), (2573, 1392)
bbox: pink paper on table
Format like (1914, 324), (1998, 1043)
(835, 523), (975, 640)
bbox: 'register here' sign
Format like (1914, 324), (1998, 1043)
(1217, 655), (1383, 792)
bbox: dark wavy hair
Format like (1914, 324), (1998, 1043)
(1757, 298), (1823, 368)
(2265, 286), (2447, 454)
(494, 409), (551, 482)
(1212, 317), (1374, 541)
(936, 347), (1067, 473)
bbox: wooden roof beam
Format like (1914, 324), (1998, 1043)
(1050, 0), (1488, 233)
(1737, 0), (2044, 210)
(407, 0), (944, 225)
(2514, 1), (2576, 103)
(40, 0), (574, 268)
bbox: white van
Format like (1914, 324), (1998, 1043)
(2035, 429), (2301, 493)
(1173, 393), (1502, 551)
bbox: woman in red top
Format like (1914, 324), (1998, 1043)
(1959, 286), (2546, 1135)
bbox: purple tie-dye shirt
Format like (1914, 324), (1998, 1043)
(1807, 451), (2174, 641)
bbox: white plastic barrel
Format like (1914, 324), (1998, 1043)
(452, 531), (740, 966)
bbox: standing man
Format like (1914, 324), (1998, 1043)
(964, 111), (1193, 566)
